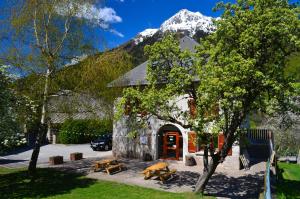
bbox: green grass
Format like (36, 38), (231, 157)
(0, 167), (213, 199)
(276, 163), (300, 199)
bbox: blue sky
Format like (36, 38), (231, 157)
(100, 0), (233, 49)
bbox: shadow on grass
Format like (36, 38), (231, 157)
(0, 159), (28, 164)
(0, 168), (97, 199)
(276, 168), (300, 198)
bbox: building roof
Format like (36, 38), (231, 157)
(108, 36), (199, 87)
(47, 90), (106, 124)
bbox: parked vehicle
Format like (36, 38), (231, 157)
(90, 134), (112, 151)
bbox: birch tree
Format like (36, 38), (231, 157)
(1, 0), (103, 176)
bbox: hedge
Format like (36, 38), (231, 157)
(58, 119), (112, 144)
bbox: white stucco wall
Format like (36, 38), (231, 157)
(113, 95), (193, 163)
(112, 95), (240, 167)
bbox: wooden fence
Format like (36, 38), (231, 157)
(246, 129), (273, 141)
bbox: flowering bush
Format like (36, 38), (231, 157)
(0, 134), (27, 153)
(0, 68), (35, 154)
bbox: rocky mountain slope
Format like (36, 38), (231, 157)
(118, 9), (216, 65)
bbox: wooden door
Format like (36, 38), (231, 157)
(163, 132), (180, 160)
(218, 133), (232, 156)
(188, 131), (197, 153)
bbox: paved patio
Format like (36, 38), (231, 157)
(45, 156), (266, 199)
(0, 144), (112, 168)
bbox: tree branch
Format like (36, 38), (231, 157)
(53, 16), (71, 55)
(151, 111), (192, 129)
(33, 3), (41, 48)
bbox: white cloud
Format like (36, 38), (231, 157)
(78, 6), (122, 25)
(56, 2), (124, 37)
(109, 29), (124, 38)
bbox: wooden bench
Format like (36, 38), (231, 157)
(93, 159), (125, 175)
(159, 169), (176, 183)
(142, 162), (176, 182)
(94, 159), (118, 172)
(105, 163), (124, 175)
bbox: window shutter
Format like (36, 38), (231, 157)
(218, 133), (232, 156)
(188, 131), (197, 153)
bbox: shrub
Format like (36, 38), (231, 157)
(58, 119), (112, 144)
(275, 130), (300, 156)
(0, 133), (27, 154)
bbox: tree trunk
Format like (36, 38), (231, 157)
(28, 68), (50, 176)
(194, 129), (237, 193)
(203, 145), (209, 172)
(194, 154), (220, 193)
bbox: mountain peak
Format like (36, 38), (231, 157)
(133, 9), (215, 44)
(160, 9), (215, 36)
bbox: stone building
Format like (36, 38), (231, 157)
(109, 36), (241, 168)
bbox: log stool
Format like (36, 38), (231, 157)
(185, 155), (197, 166)
(49, 156), (63, 165)
(70, 152), (83, 161)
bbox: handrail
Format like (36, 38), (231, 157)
(264, 160), (272, 199)
(262, 133), (274, 199)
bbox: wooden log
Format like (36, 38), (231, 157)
(185, 155), (197, 166)
(49, 156), (63, 165)
(70, 152), (83, 161)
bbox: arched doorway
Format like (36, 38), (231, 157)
(157, 124), (183, 160)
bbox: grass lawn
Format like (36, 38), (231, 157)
(0, 167), (214, 199)
(276, 162), (300, 199)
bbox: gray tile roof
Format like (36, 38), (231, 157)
(47, 90), (106, 124)
(108, 36), (199, 87)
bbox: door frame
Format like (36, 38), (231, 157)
(162, 131), (181, 160)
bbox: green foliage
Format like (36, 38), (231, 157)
(116, 0), (300, 155)
(197, 0), (300, 131)
(0, 68), (37, 153)
(77, 50), (133, 110)
(276, 163), (300, 198)
(13, 50), (133, 120)
(285, 52), (300, 81)
(58, 119), (112, 144)
(275, 131), (300, 156)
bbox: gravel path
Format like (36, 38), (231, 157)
(0, 144), (112, 168)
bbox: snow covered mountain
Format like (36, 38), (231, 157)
(134, 9), (215, 44)
(134, 28), (158, 44)
(160, 9), (215, 35)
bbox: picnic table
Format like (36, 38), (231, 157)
(94, 159), (123, 174)
(142, 162), (176, 183)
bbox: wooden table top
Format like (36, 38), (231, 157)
(96, 159), (116, 164)
(144, 162), (169, 172)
